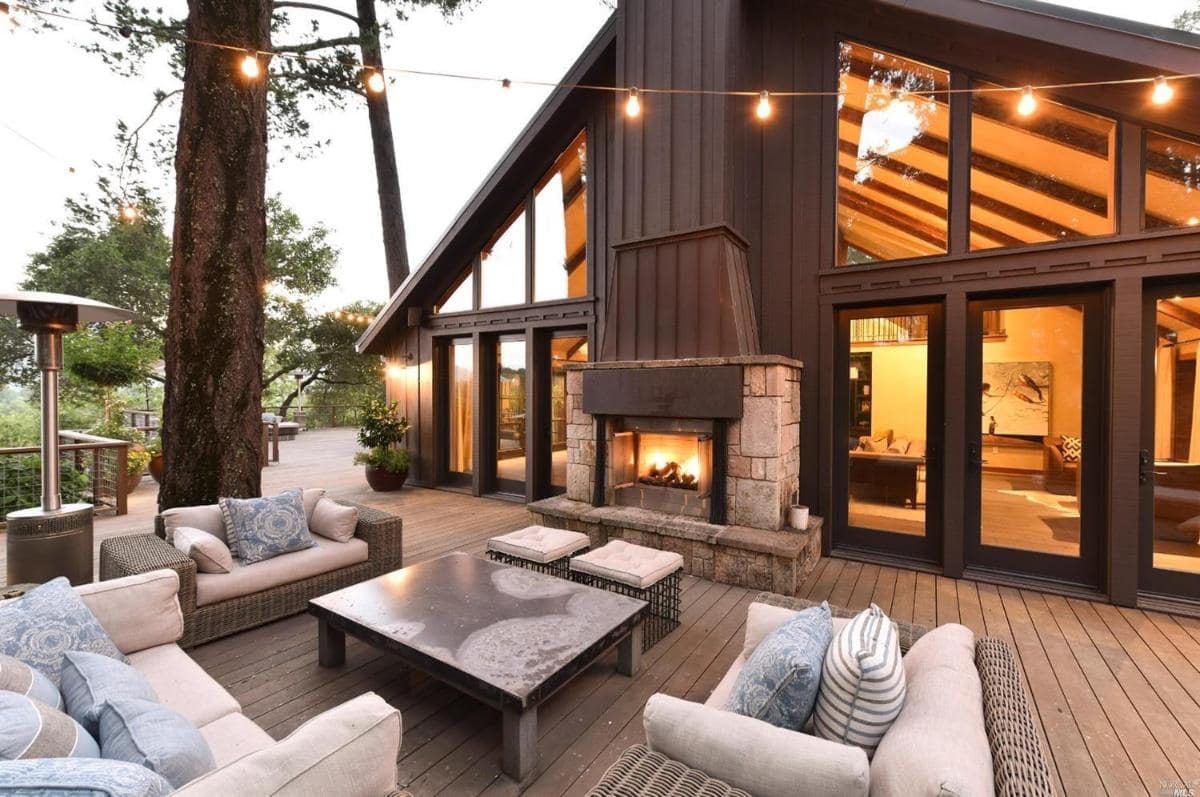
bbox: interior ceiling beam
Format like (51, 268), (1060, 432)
(839, 189), (947, 250)
(1159, 299), (1200, 332)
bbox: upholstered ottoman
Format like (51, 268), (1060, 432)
(569, 540), (683, 650)
(486, 525), (590, 578)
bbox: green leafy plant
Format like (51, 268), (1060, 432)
(125, 447), (152, 479)
(87, 417), (150, 478)
(353, 446), (411, 475)
(356, 399), (409, 450)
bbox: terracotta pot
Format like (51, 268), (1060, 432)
(364, 464), (408, 492)
(148, 453), (165, 484)
(126, 469), (146, 494)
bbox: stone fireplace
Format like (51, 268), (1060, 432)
(529, 355), (822, 596)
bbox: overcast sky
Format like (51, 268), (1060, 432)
(0, 0), (1191, 310)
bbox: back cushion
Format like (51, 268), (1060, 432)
(161, 504), (225, 545)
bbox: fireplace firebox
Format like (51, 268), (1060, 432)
(611, 418), (714, 518)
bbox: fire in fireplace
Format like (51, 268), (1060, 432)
(611, 418), (713, 518)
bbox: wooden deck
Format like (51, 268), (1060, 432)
(6, 429), (1200, 794)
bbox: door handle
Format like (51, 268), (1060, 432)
(967, 442), (982, 468)
(1139, 449), (1154, 485)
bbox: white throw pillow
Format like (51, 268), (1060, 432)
(299, 488), (325, 522)
(813, 604), (906, 757)
(160, 505), (225, 545)
(172, 527), (233, 574)
(309, 498), (358, 543)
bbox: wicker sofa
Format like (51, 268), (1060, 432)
(589, 594), (1055, 797)
(98, 499), (402, 648)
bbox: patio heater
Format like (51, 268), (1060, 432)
(0, 291), (136, 585)
(293, 370), (306, 429)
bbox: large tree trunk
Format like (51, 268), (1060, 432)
(159, 0), (272, 510)
(356, 0), (410, 294)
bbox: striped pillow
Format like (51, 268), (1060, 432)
(0, 691), (100, 760)
(813, 604), (906, 756)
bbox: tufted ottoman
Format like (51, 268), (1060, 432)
(569, 540), (683, 650)
(485, 525), (591, 578)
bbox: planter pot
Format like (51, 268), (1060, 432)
(788, 504), (810, 530)
(364, 464), (408, 492)
(126, 469), (147, 494)
(148, 453), (165, 484)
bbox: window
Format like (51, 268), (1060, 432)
(480, 210), (527, 309)
(435, 271), (473, 314)
(535, 132), (588, 302)
(1146, 131), (1200, 231)
(970, 82), (1115, 250)
(448, 340), (473, 476)
(837, 41), (950, 265)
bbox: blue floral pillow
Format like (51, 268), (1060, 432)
(726, 601), (833, 731)
(0, 578), (127, 686)
(219, 488), (315, 564)
(0, 758), (173, 796)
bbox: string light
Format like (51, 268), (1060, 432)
(501, 78), (512, 89)
(240, 50), (261, 79)
(118, 204), (140, 222)
(364, 68), (385, 94)
(756, 90), (772, 120)
(1017, 86), (1037, 117)
(1152, 76), (1174, 106)
(625, 86), (641, 118)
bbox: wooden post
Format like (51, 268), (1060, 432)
(115, 442), (129, 516)
(271, 422), (280, 462)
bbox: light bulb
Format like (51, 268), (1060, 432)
(501, 78), (512, 89)
(1188, 217), (1200, 227)
(385, 365), (403, 379)
(1017, 86), (1037, 117)
(625, 87), (641, 118)
(240, 50), (261, 79)
(1152, 76), (1174, 106)
(365, 69), (385, 94)
(333, 310), (343, 319)
(755, 90), (771, 120)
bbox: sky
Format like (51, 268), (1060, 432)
(0, 0), (1192, 311)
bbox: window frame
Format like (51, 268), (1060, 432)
(1142, 126), (1200, 233)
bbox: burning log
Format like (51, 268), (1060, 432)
(639, 461), (699, 491)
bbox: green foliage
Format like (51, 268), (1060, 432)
(1177, 6), (1200, 32)
(353, 446), (410, 474)
(87, 417), (150, 477)
(356, 399), (409, 450)
(0, 455), (91, 518)
(126, 446), (152, 478)
(66, 324), (159, 390)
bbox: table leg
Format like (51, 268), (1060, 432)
(501, 705), (538, 781)
(617, 623), (642, 676)
(317, 618), (345, 667)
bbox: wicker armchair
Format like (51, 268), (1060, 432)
(589, 593), (1055, 797)
(99, 500), (402, 648)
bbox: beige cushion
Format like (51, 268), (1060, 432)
(301, 488), (325, 522)
(195, 536), (368, 607)
(569, 540), (683, 588)
(161, 504), (225, 544)
(886, 438), (910, 454)
(644, 694), (869, 797)
(871, 623), (993, 797)
(310, 497), (358, 543)
(127, 644), (240, 728)
(487, 525), (590, 563)
(173, 527), (234, 574)
(742, 601), (849, 660)
(706, 654), (746, 708)
(77, 570), (184, 655)
(174, 692), (401, 797)
(198, 712), (274, 768)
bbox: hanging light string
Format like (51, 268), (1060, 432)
(8, 0), (1199, 106)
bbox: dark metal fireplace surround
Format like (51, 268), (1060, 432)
(581, 365), (743, 525)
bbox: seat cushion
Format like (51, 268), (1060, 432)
(199, 712), (275, 768)
(871, 623), (993, 797)
(126, 644), (240, 728)
(569, 540), (684, 588)
(61, 650), (158, 737)
(488, 525), (590, 563)
(219, 489), (315, 564)
(0, 653), (63, 710)
(161, 504), (226, 545)
(0, 691), (100, 759)
(194, 536), (369, 607)
(0, 758), (173, 796)
(97, 697), (217, 789)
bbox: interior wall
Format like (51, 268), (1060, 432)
(850, 343), (928, 443)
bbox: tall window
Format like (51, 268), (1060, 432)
(836, 41), (950, 265)
(970, 82), (1115, 250)
(1146, 131), (1200, 231)
(436, 271), (473, 314)
(534, 131), (588, 302)
(480, 210), (527, 309)
(448, 340), (473, 475)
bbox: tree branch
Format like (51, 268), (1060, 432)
(274, 35), (362, 54)
(273, 69), (365, 97)
(118, 89), (183, 196)
(274, 2), (361, 25)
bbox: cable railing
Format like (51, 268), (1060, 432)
(0, 432), (130, 524)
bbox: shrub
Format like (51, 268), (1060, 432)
(356, 399), (409, 450)
(353, 447), (410, 474)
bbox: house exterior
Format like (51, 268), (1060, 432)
(358, 0), (1200, 610)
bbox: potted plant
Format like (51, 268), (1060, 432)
(146, 436), (164, 484)
(353, 399), (411, 491)
(89, 418), (151, 494)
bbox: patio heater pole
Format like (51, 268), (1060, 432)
(294, 370), (305, 429)
(36, 329), (63, 512)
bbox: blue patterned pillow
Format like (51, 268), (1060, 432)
(98, 697), (216, 788)
(0, 578), (127, 686)
(0, 691), (100, 760)
(726, 601), (833, 730)
(62, 651), (158, 738)
(0, 654), (63, 710)
(0, 758), (172, 796)
(219, 488), (315, 564)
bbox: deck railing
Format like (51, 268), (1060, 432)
(0, 432), (130, 524)
(273, 404), (363, 429)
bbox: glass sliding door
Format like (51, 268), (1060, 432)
(834, 304), (943, 563)
(965, 293), (1104, 585)
(445, 339), (473, 486)
(495, 337), (527, 494)
(550, 333), (589, 494)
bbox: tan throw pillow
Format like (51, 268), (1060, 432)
(309, 498), (358, 543)
(160, 504), (225, 545)
(172, 527), (233, 574)
(300, 488), (326, 523)
(886, 439), (910, 455)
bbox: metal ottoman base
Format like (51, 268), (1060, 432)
(486, 548), (589, 580)
(570, 568), (681, 651)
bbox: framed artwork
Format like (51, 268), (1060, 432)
(982, 361), (1051, 436)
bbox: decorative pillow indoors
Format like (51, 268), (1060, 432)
(0, 758), (173, 797)
(0, 691), (100, 759)
(160, 503), (226, 545)
(309, 497), (359, 543)
(885, 439), (910, 455)
(97, 697), (216, 789)
(61, 651), (158, 737)
(0, 654), (63, 710)
(1059, 434), (1082, 463)
(727, 602), (832, 730)
(219, 488), (315, 564)
(172, 526), (234, 574)
(0, 577), (127, 685)
(813, 604), (906, 757)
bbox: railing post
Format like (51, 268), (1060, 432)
(331, 406), (337, 428)
(115, 442), (128, 516)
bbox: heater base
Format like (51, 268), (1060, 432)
(5, 503), (94, 586)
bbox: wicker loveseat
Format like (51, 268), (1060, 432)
(589, 594), (1055, 797)
(98, 499), (402, 648)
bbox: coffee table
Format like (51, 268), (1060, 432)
(308, 551), (647, 781)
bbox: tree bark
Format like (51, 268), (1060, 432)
(356, 0), (410, 294)
(160, 0), (272, 509)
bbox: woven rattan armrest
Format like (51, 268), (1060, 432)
(338, 499), (403, 576)
(587, 744), (750, 797)
(976, 638), (1056, 797)
(99, 533), (198, 615)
